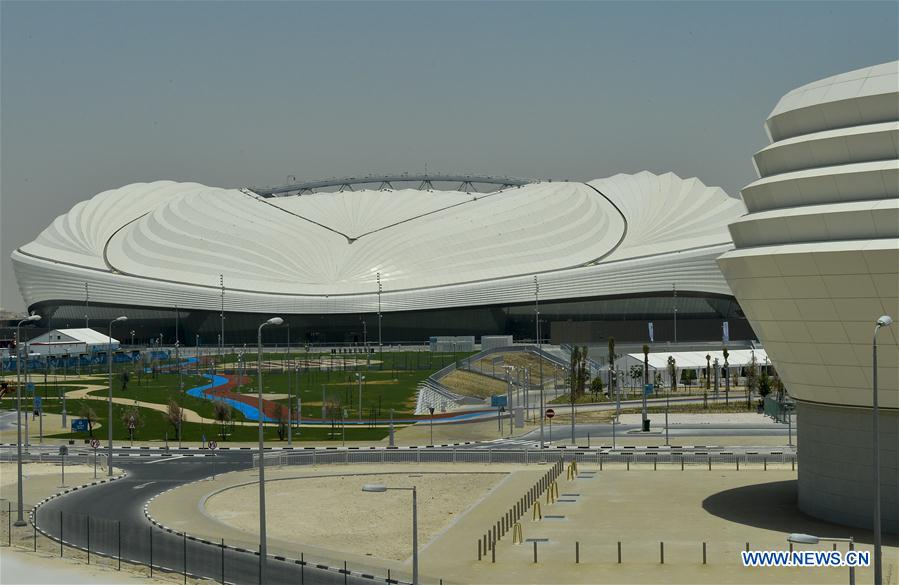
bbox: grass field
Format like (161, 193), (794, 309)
(440, 369), (508, 398)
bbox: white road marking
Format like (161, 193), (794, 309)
(145, 455), (185, 464)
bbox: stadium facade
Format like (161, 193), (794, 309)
(12, 171), (753, 345)
(719, 60), (899, 532)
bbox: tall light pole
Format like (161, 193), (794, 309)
(672, 283), (677, 344)
(872, 314), (892, 585)
(356, 372), (365, 421)
(257, 316), (283, 585)
(362, 484), (418, 584)
(219, 274), (225, 363)
(535, 276), (544, 449)
(377, 272), (383, 363)
(107, 316), (128, 476)
(15, 314), (41, 526)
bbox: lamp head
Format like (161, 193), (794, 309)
(114, 315), (128, 323)
(266, 317), (284, 326)
(787, 533), (819, 544)
(361, 484), (387, 493)
(876, 315), (893, 328)
(26, 314), (42, 322)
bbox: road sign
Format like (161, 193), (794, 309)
(34, 395), (42, 412)
(128, 415), (136, 430)
(208, 440), (217, 450)
(545, 408), (555, 419)
(89, 439), (100, 449)
(490, 395), (508, 408)
(71, 419), (89, 432)
(58, 445), (68, 456)
(644, 384), (654, 396)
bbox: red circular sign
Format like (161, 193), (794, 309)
(545, 408), (555, 419)
(208, 440), (218, 450)
(90, 439), (100, 449)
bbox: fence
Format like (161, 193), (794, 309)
(254, 447), (797, 470)
(0, 498), (420, 585)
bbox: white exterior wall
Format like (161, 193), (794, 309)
(12, 171), (744, 315)
(719, 60), (899, 410)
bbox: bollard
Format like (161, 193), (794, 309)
(118, 521), (121, 570)
(660, 541), (664, 564)
(702, 541), (706, 564)
(301, 552), (305, 585)
(708, 456), (712, 471)
(221, 539), (225, 584)
(792, 457), (795, 471)
(576, 541), (580, 564)
(764, 457), (767, 471)
(745, 542), (749, 553)
(627, 457), (630, 471)
(533, 540), (537, 563)
(736, 458), (740, 471)
(681, 456), (684, 471)
(492, 538), (496, 563)
(789, 542), (793, 553)
(478, 540), (482, 561)
(617, 541), (622, 563)
(59, 511), (63, 557)
(184, 533), (188, 584)
(86, 516), (90, 564)
(599, 454), (603, 470)
(150, 526), (153, 578)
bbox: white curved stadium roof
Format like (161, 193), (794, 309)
(13, 171), (745, 314)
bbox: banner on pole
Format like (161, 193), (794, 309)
(648, 322), (654, 343)
(722, 321), (730, 343)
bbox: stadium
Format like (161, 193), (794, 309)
(11, 170), (752, 345)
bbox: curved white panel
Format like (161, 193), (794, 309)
(719, 60), (899, 410)
(13, 171), (742, 315)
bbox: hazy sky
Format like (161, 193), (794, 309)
(1, 1), (897, 311)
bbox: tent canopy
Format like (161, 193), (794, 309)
(626, 349), (768, 370)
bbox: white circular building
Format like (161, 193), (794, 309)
(12, 171), (748, 344)
(718, 60), (899, 532)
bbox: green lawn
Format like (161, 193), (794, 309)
(26, 398), (388, 443)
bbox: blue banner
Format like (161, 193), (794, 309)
(71, 419), (89, 432)
(490, 394), (508, 407)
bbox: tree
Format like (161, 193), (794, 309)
(629, 365), (644, 391)
(568, 346), (589, 400)
(746, 352), (759, 408)
(590, 377), (604, 400)
(667, 356), (677, 393)
(214, 400), (231, 439)
(607, 337), (616, 400)
(275, 404), (289, 440)
(80, 405), (98, 437)
(165, 400), (184, 440)
(705, 354), (711, 390)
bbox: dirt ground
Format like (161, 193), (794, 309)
(205, 470), (508, 561)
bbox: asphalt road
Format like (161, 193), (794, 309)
(30, 452), (393, 585)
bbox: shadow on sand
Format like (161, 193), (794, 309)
(702, 479), (898, 546)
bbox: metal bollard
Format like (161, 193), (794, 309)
(708, 456), (712, 471)
(745, 542), (749, 553)
(576, 541), (580, 564)
(702, 541), (706, 564)
(627, 457), (630, 471)
(492, 539), (496, 563)
(533, 540), (537, 563)
(478, 540), (482, 561)
(736, 458), (740, 471)
(654, 458), (657, 471)
(681, 456), (684, 471)
(660, 541), (664, 564)
(617, 541), (622, 563)
(764, 457), (767, 471)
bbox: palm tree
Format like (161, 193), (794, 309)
(608, 337), (616, 401)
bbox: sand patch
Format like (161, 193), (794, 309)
(204, 471), (505, 560)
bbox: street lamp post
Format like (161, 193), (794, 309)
(787, 533), (855, 585)
(257, 316), (283, 585)
(356, 373), (365, 422)
(108, 316), (128, 476)
(362, 484), (418, 584)
(872, 315), (892, 585)
(15, 314), (41, 526)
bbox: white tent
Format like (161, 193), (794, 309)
(626, 348), (768, 370)
(25, 328), (120, 356)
